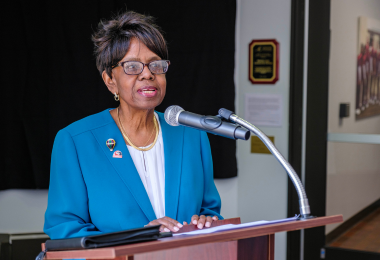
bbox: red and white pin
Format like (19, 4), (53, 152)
(112, 150), (122, 158)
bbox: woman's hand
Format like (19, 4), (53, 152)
(146, 216), (183, 232)
(186, 215), (219, 229)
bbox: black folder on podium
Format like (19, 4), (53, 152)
(45, 225), (170, 251)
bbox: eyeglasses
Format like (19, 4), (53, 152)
(112, 60), (170, 75)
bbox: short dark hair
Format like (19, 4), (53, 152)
(92, 11), (168, 78)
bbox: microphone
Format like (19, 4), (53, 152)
(164, 105), (250, 140)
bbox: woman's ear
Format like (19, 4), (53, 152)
(102, 70), (117, 94)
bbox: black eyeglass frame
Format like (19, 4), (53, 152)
(111, 60), (170, 75)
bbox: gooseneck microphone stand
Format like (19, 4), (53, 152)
(218, 108), (313, 220)
(164, 105), (312, 219)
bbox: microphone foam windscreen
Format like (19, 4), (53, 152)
(164, 105), (184, 126)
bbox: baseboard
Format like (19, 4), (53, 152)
(324, 246), (380, 260)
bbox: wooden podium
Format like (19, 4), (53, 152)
(42, 215), (342, 260)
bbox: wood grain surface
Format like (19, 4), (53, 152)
(88, 257), (131, 260)
(329, 208), (380, 253)
(130, 217), (242, 260)
(44, 215), (343, 259)
(134, 240), (238, 260)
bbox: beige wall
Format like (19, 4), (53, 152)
(326, 142), (380, 232)
(326, 0), (380, 233)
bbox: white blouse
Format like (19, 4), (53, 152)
(127, 113), (165, 219)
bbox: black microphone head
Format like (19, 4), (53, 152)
(164, 105), (184, 126)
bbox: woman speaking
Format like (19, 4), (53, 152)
(44, 11), (222, 239)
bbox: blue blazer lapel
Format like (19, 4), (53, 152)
(91, 110), (156, 222)
(157, 112), (184, 220)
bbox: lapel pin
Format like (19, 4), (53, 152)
(106, 139), (116, 151)
(113, 150), (122, 158)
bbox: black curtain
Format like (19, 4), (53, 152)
(1, 0), (236, 190)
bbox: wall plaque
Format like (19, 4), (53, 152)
(249, 39), (279, 84)
(251, 136), (275, 154)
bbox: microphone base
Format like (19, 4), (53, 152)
(298, 214), (316, 220)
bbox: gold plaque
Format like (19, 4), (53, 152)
(251, 136), (275, 154)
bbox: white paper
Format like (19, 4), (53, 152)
(245, 93), (283, 127)
(173, 216), (299, 236)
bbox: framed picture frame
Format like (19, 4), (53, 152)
(356, 17), (380, 119)
(248, 39), (279, 84)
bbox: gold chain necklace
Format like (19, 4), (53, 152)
(117, 107), (158, 152)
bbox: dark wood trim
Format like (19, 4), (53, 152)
(88, 257), (131, 260)
(237, 236), (270, 260)
(287, 0), (305, 259)
(326, 198), (380, 244)
(0, 242), (11, 260)
(324, 246), (380, 260)
(304, 0), (331, 259)
(0, 234), (8, 244)
(288, 0), (331, 259)
(268, 234), (275, 260)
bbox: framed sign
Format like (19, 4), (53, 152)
(355, 17), (380, 119)
(249, 39), (279, 84)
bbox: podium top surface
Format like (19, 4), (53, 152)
(44, 215), (343, 259)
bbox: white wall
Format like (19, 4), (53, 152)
(214, 178), (239, 219)
(234, 0), (291, 259)
(326, 0), (380, 233)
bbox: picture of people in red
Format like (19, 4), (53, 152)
(356, 17), (380, 119)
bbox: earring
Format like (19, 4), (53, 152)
(114, 93), (120, 101)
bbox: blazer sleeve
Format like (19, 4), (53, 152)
(199, 131), (223, 219)
(44, 129), (102, 239)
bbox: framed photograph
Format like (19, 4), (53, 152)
(356, 17), (380, 119)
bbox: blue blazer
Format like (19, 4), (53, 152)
(44, 109), (222, 239)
